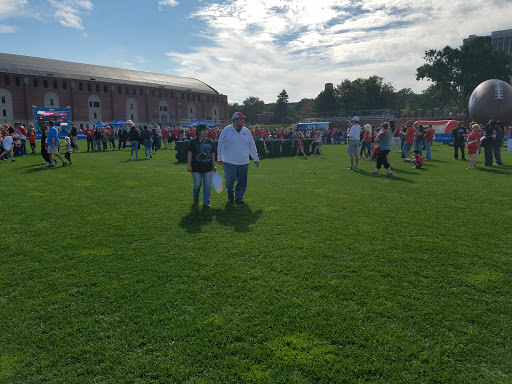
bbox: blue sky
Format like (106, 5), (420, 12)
(1, 0), (512, 104)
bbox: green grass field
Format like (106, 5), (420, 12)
(1, 141), (511, 383)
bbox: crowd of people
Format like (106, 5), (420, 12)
(1, 116), (510, 172)
(81, 123), (182, 154)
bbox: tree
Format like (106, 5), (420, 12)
(241, 96), (265, 123)
(228, 102), (240, 119)
(315, 86), (339, 115)
(416, 36), (512, 112)
(298, 98), (314, 118)
(394, 88), (416, 114)
(274, 89), (289, 123)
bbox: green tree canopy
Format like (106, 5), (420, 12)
(274, 89), (289, 123)
(241, 96), (265, 123)
(315, 86), (339, 115)
(416, 36), (512, 112)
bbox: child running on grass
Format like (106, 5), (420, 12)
(411, 149), (423, 169)
(64, 136), (73, 165)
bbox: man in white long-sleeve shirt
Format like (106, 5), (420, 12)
(217, 112), (259, 204)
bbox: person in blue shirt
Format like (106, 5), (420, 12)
(46, 121), (67, 167)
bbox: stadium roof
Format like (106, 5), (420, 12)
(0, 52), (220, 95)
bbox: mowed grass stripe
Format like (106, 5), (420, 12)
(1, 141), (511, 382)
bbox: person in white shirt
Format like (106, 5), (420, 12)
(217, 112), (259, 204)
(0, 134), (15, 162)
(347, 116), (361, 170)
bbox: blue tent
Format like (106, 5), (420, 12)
(94, 121), (106, 127)
(182, 119), (216, 128)
(108, 118), (132, 127)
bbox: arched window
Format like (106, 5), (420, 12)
(126, 98), (138, 123)
(0, 88), (14, 123)
(44, 92), (60, 108)
(159, 100), (169, 123)
(212, 105), (219, 123)
(187, 103), (196, 121)
(88, 95), (102, 122)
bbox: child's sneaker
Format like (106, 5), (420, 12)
(386, 171), (392, 176)
(68, 161), (72, 165)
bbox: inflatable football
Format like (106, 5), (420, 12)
(468, 79), (512, 124)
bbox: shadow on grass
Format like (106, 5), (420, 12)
(21, 164), (55, 173)
(475, 166), (511, 175)
(180, 203), (263, 233)
(391, 167), (417, 175)
(428, 159), (450, 164)
(119, 158), (149, 163)
(355, 169), (414, 183)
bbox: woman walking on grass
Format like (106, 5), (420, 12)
(372, 122), (393, 176)
(128, 125), (140, 160)
(295, 131), (307, 158)
(311, 130), (323, 158)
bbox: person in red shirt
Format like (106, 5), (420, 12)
(295, 130), (306, 158)
(2, 124), (9, 137)
(392, 122), (401, 152)
(401, 120), (415, 161)
(467, 123), (482, 169)
(161, 127), (169, 149)
(360, 124), (372, 158)
(423, 123), (435, 160)
(28, 128), (36, 154)
(411, 149), (423, 169)
(85, 125), (95, 152)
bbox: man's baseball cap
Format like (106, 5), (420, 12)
(406, 120), (413, 124)
(232, 112), (247, 120)
(352, 116), (359, 122)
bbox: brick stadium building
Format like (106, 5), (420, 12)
(0, 52), (228, 129)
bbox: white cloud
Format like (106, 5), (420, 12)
(0, 0), (28, 19)
(165, 0), (512, 104)
(159, 0), (179, 8)
(0, 24), (17, 33)
(48, 0), (93, 30)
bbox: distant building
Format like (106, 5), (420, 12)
(491, 29), (512, 56)
(463, 29), (512, 56)
(0, 52), (229, 129)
